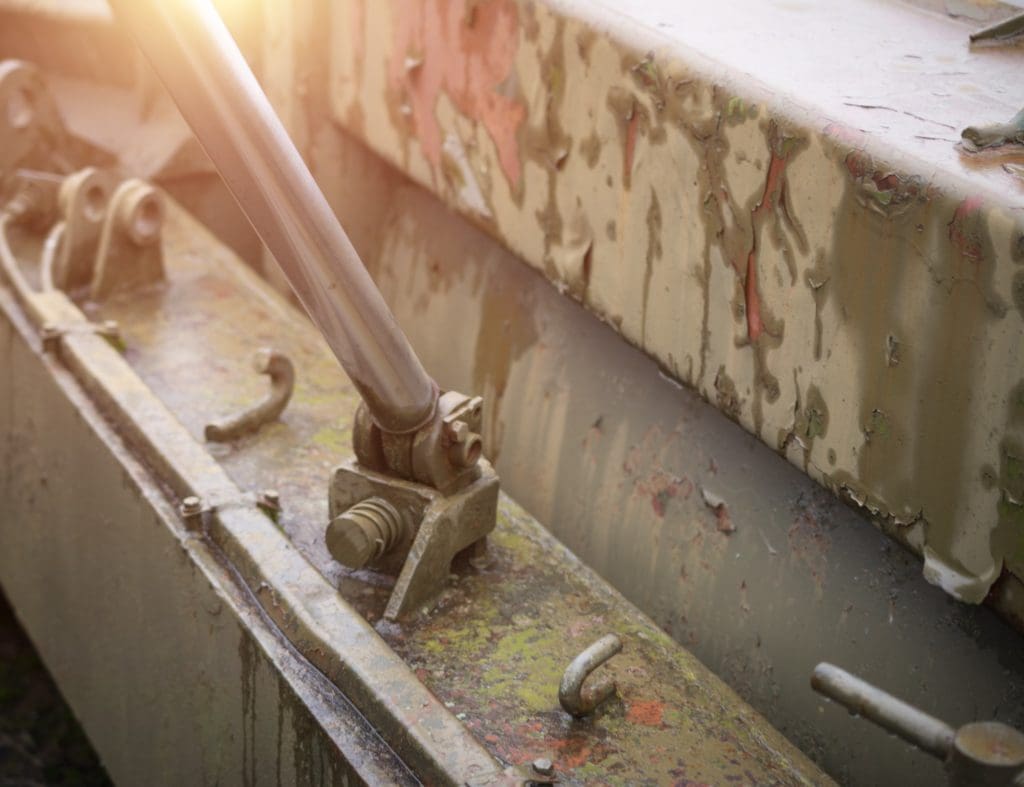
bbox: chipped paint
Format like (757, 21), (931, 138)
(388, 0), (526, 189)
(322, 0), (1024, 605)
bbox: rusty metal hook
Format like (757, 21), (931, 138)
(559, 634), (622, 717)
(204, 347), (294, 442)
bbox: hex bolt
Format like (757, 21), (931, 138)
(257, 489), (282, 521)
(532, 758), (554, 777)
(180, 495), (204, 530)
(446, 418), (483, 469)
(326, 497), (406, 570)
(260, 489), (280, 508)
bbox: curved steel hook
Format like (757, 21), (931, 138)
(205, 347), (294, 442)
(559, 634), (623, 717)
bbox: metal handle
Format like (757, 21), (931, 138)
(811, 662), (955, 760)
(108, 0), (437, 434)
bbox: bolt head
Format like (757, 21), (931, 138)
(446, 419), (470, 443)
(180, 496), (202, 516)
(326, 513), (376, 569)
(40, 323), (60, 352)
(531, 758), (554, 776)
(261, 489), (280, 506)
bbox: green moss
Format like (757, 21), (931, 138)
(310, 426), (349, 453)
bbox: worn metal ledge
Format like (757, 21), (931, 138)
(0, 286), (416, 785)
(307, 0), (1024, 605)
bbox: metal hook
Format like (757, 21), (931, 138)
(205, 347), (294, 442)
(559, 634), (622, 717)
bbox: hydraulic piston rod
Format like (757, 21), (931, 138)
(108, 0), (437, 435)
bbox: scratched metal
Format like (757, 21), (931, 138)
(88, 202), (828, 785)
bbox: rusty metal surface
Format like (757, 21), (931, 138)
(4, 4), (1023, 784)
(311, 0), (1024, 606)
(84, 199), (828, 784)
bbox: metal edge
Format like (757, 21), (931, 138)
(4, 260), (510, 785)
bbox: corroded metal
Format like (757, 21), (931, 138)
(318, 0), (1024, 607)
(558, 633), (622, 717)
(328, 457), (500, 619)
(12, 40), (1024, 781)
(79, 198), (827, 784)
(813, 663), (1024, 786)
(204, 347), (295, 442)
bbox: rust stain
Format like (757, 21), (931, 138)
(390, 0), (527, 188)
(744, 149), (789, 342)
(624, 104), (640, 186)
(626, 699), (666, 727)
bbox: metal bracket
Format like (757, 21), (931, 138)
(327, 457), (499, 620)
(177, 488), (283, 533)
(52, 167), (116, 292)
(90, 178), (165, 299)
(0, 60), (70, 177)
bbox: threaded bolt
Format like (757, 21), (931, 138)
(180, 495), (203, 530)
(326, 497), (405, 569)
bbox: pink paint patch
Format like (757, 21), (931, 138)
(744, 152), (789, 342)
(390, 0), (526, 188)
(948, 194), (985, 266)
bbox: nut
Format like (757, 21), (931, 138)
(257, 489), (282, 521)
(532, 758), (554, 777)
